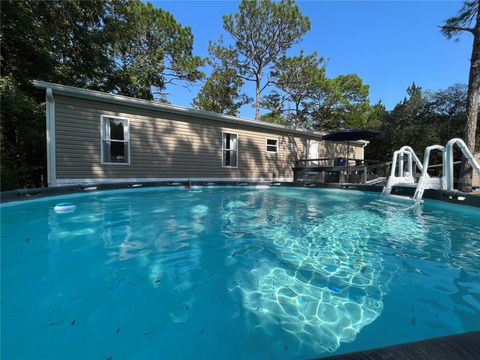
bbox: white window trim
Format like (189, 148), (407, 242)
(100, 115), (131, 165)
(46, 88), (57, 187)
(266, 138), (278, 153)
(222, 131), (239, 168)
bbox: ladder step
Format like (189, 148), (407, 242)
(375, 195), (414, 205)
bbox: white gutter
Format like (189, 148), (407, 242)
(46, 88), (56, 187)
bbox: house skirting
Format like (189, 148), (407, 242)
(56, 177), (294, 186)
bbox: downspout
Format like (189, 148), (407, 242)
(46, 88), (57, 187)
(361, 141), (369, 160)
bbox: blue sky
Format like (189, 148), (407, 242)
(156, 1), (470, 119)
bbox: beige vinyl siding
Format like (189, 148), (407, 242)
(474, 153), (480, 187)
(322, 142), (363, 161)
(54, 95), (364, 182)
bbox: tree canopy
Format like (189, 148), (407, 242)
(0, 0), (204, 190)
(210, 0), (311, 120)
(261, 53), (370, 131)
(365, 83), (476, 163)
(192, 67), (251, 116)
(261, 51), (326, 127)
(106, 1), (204, 100)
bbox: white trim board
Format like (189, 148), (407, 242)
(222, 131), (239, 168)
(46, 88), (56, 187)
(56, 177), (294, 186)
(266, 137), (279, 153)
(100, 115), (131, 165)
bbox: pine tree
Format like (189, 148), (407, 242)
(441, 0), (480, 192)
(210, 0), (310, 120)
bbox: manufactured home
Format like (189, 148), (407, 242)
(33, 81), (367, 187)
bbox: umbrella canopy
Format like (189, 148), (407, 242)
(322, 128), (381, 141)
(323, 128), (381, 165)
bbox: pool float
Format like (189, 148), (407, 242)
(54, 202), (76, 213)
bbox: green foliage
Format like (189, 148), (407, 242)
(0, 0), (203, 190)
(192, 60), (251, 115)
(344, 101), (385, 130)
(210, 0), (311, 119)
(0, 77), (46, 189)
(426, 83), (468, 116)
(261, 51), (326, 127)
(260, 92), (288, 124)
(260, 112), (288, 125)
(1, 0), (114, 190)
(387, 83), (434, 150)
(1, 1), (113, 88)
(307, 74), (370, 131)
(106, 1), (204, 100)
(365, 83), (477, 162)
(261, 52), (370, 130)
(440, 0), (479, 39)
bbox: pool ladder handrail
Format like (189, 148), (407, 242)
(444, 138), (480, 191)
(413, 144), (446, 204)
(384, 138), (480, 203)
(382, 146), (423, 196)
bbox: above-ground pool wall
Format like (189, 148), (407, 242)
(53, 94), (364, 186)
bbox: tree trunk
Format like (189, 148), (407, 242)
(255, 71), (262, 121)
(459, 4), (480, 192)
(294, 100), (300, 129)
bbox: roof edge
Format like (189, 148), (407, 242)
(33, 80), (330, 138)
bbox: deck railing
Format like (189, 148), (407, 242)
(293, 158), (392, 184)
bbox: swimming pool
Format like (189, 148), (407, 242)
(1, 187), (479, 359)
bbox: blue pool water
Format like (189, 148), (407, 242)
(1, 187), (479, 359)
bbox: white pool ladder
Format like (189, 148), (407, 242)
(412, 145), (446, 203)
(383, 138), (480, 204)
(444, 138), (480, 191)
(382, 146), (423, 196)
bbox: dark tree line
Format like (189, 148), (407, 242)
(365, 83), (478, 163)
(1, 0), (204, 190)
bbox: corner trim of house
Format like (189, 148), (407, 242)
(46, 88), (57, 187)
(56, 177), (294, 186)
(361, 141), (369, 159)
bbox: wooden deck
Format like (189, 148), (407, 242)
(321, 331), (480, 360)
(293, 158), (391, 185)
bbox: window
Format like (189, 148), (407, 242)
(101, 116), (130, 164)
(266, 138), (278, 153)
(222, 132), (238, 167)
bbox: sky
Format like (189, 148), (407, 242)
(155, 0), (471, 119)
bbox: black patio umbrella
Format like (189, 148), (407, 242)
(323, 128), (381, 163)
